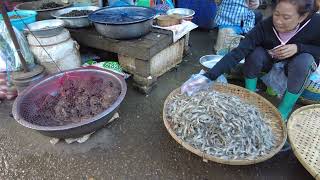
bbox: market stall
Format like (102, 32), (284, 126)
(66, 6), (195, 93)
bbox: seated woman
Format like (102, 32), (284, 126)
(215, 0), (263, 34)
(182, 0), (320, 121)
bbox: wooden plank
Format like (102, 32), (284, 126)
(68, 27), (173, 60)
(151, 28), (174, 36)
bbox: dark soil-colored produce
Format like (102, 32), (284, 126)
(61, 10), (93, 17)
(40, 2), (63, 9)
(32, 76), (121, 126)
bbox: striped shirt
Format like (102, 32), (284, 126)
(215, 0), (256, 33)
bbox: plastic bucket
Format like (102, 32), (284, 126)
(0, 10), (37, 31)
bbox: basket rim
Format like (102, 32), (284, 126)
(163, 83), (287, 165)
(287, 104), (320, 178)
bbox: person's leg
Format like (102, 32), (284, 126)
(254, 10), (263, 25)
(278, 53), (317, 120)
(243, 47), (273, 91)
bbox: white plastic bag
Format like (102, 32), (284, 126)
(0, 22), (34, 71)
(261, 62), (287, 96)
(181, 70), (228, 96)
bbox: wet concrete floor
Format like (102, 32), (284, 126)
(0, 30), (313, 179)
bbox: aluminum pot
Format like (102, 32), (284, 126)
(88, 6), (156, 40)
(93, 19), (153, 39)
(51, 6), (100, 28)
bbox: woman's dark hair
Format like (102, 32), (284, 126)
(277, 0), (319, 15)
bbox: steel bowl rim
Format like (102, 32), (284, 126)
(12, 68), (127, 132)
(166, 8), (195, 18)
(92, 18), (153, 26)
(25, 19), (65, 32)
(15, 1), (72, 12)
(199, 54), (223, 68)
(51, 6), (100, 19)
(88, 5), (157, 25)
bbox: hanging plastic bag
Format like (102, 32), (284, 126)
(181, 70), (227, 96)
(0, 49), (9, 72)
(261, 62), (287, 96)
(0, 21), (34, 72)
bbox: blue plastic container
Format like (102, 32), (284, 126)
(300, 80), (320, 104)
(177, 0), (217, 29)
(0, 10), (37, 31)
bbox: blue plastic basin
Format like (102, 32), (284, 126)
(0, 10), (37, 31)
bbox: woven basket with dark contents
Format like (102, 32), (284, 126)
(288, 105), (320, 179)
(163, 83), (287, 165)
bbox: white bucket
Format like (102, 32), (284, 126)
(27, 28), (81, 74)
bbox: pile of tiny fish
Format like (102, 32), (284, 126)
(166, 91), (276, 160)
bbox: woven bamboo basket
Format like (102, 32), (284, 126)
(287, 105), (320, 179)
(163, 83), (287, 165)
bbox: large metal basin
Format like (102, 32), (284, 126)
(12, 68), (127, 138)
(93, 19), (153, 39)
(15, 0), (72, 20)
(51, 6), (100, 28)
(88, 6), (156, 39)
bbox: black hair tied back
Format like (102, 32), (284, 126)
(277, 0), (318, 15)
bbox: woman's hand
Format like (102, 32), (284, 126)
(272, 44), (298, 60)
